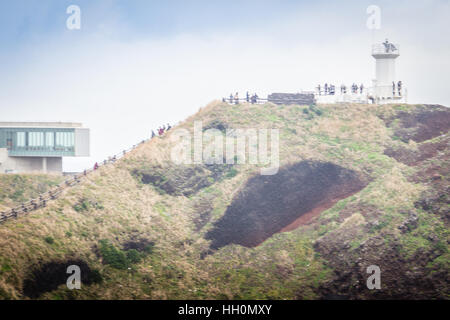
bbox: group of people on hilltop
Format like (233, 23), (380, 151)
(223, 91), (259, 104)
(350, 83), (364, 94)
(393, 81), (403, 96)
(317, 83), (364, 95)
(318, 80), (403, 97)
(90, 123), (172, 172)
(317, 83), (336, 95)
(151, 123), (172, 138)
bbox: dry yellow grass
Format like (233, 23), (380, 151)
(0, 102), (441, 300)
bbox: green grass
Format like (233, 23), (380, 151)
(99, 239), (129, 270)
(0, 102), (447, 300)
(44, 236), (54, 245)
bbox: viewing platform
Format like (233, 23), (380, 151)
(372, 43), (400, 58)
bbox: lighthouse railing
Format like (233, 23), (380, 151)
(372, 43), (400, 55)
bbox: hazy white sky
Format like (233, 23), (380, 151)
(0, 0), (449, 171)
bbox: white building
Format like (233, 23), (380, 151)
(0, 122), (90, 174)
(369, 40), (407, 104)
(315, 40), (407, 104)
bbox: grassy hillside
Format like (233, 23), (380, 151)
(0, 174), (64, 212)
(0, 101), (448, 300)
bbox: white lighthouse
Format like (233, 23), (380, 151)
(371, 39), (406, 103)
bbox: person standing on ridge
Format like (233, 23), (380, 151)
(330, 84), (335, 95)
(234, 92), (239, 105)
(383, 39), (390, 53)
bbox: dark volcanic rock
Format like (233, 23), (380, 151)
(380, 105), (450, 143)
(133, 162), (234, 197)
(23, 259), (102, 298)
(205, 161), (368, 249)
(384, 137), (448, 166)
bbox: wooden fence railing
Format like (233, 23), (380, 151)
(0, 138), (150, 224)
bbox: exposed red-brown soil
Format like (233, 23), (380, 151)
(314, 229), (449, 300)
(313, 119), (449, 300)
(380, 104), (450, 143)
(205, 161), (368, 250)
(384, 138), (448, 166)
(280, 192), (360, 232)
(411, 137), (450, 225)
(279, 203), (326, 232)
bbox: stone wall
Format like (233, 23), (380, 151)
(268, 93), (316, 105)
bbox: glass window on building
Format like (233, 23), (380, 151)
(45, 132), (54, 147)
(56, 132), (75, 147)
(16, 132), (26, 147)
(29, 132), (44, 147)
